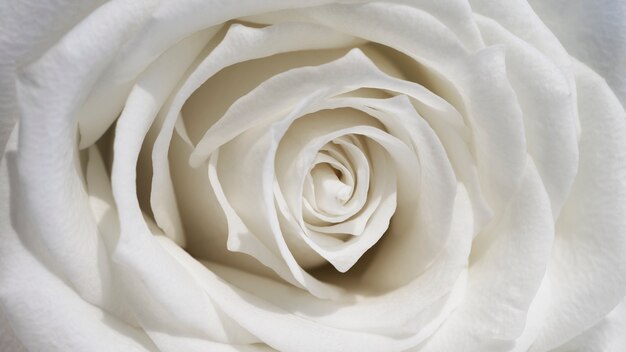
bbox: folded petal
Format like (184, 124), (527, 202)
(77, 0), (351, 147)
(528, 0), (626, 106)
(476, 15), (578, 219)
(527, 60), (626, 352)
(551, 297), (626, 352)
(0, 130), (157, 352)
(0, 0), (103, 154)
(422, 160), (554, 351)
(15, 0), (158, 315)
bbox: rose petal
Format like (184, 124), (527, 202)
(208, 90), (345, 299)
(85, 147), (139, 325)
(300, 140), (370, 227)
(255, 0), (484, 49)
(15, 0), (157, 314)
(0, 233), (158, 352)
(156, 222), (470, 352)
(154, 181), (474, 349)
(168, 126), (280, 280)
(274, 108), (396, 267)
(151, 22), (363, 258)
(476, 15), (579, 219)
(299, 137), (386, 236)
(158, 236), (404, 352)
(0, 0), (103, 154)
(189, 48), (462, 292)
(274, 121), (404, 273)
(242, 4), (488, 224)
(550, 297), (626, 352)
(305, 95), (457, 289)
(96, 25), (213, 252)
(110, 24), (258, 351)
(422, 160), (553, 351)
(186, 26), (490, 234)
(527, 60), (626, 352)
(0, 307), (26, 352)
(469, 0), (572, 72)
(76, 0), (347, 148)
(305, 2), (470, 69)
(204, 124), (473, 339)
(528, 0), (626, 106)
(191, 49), (462, 165)
(450, 45), (527, 212)
(0, 130), (157, 352)
(202, 258), (465, 342)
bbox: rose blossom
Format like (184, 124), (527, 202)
(1, 0), (625, 351)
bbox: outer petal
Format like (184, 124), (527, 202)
(0, 307), (26, 352)
(0, 0), (103, 154)
(469, 0), (572, 71)
(527, 60), (626, 352)
(528, 0), (626, 107)
(475, 14), (578, 219)
(551, 298), (626, 352)
(76, 0), (360, 148)
(109, 42), (260, 350)
(421, 160), (553, 351)
(156, 230), (469, 352)
(15, 0), (158, 318)
(0, 130), (156, 352)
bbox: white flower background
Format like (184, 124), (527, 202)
(1, 1), (625, 351)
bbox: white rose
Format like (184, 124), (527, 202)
(1, 1), (625, 351)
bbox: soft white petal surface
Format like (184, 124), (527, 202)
(528, 0), (626, 106)
(0, 130), (157, 352)
(14, 0), (158, 317)
(422, 160), (553, 351)
(0, 0), (103, 154)
(527, 60), (626, 352)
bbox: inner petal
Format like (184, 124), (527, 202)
(311, 162), (352, 213)
(274, 105), (408, 273)
(303, 137), (370, 226)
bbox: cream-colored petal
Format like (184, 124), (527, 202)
(527, 60), (626, 352)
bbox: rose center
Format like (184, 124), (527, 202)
(310, 163), (351, 208)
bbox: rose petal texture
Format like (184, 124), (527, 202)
(0, 1), (625, 352)
(528, 0), (626, 106)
